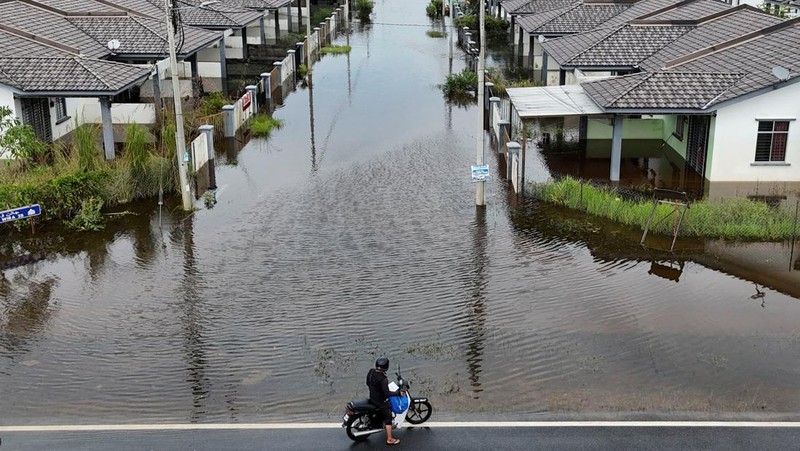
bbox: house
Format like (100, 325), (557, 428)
(540, 3), (782, 85)
(506, 17), (800, 192)
(0, 0), (227, 158)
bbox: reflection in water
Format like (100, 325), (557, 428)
(464, 208), (488, 397)
(0, 273), (58, 356)
(308, 72), (318, 173)
(172, 215), (211, 421)
(750, 284), (766, 308)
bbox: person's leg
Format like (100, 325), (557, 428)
(382, 405), (399, 444)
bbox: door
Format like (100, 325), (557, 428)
(20, 97), (52, 143)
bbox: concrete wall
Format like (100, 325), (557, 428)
(709, 82), (800, 182)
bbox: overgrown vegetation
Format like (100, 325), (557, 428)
(320, 44), (352, 55)
(533, 177), (798, 241)
(426, 0), (444, 18)
(454, 15), (510, 41)
(760, 2), (789, 17)
(440, 69), (478, 98)
(1, 121), (175, 229)
(426, 30), (447, 38)
(355, 0), (374, 21)
(485, 67), (540, 95)
(250, 114), (284, 138)
(311, 6), (335, 26)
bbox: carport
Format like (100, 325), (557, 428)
(506, 85), (628, 182)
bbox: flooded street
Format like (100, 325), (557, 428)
(3, 0), (800, 426)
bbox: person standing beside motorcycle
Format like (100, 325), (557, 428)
(367, 356), (402, 445)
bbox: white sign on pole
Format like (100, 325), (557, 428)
(471, 165), (489, 182)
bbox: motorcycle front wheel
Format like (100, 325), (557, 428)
(405, 400), (432, 424)
(345, 413), (371, 441)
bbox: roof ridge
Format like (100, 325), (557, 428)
(608, 72), (651, 105)
(567, 25), (626, 63)
(665, 17), (800, 69)
(130, 15), (169, 45)
(633, 0), (705, 21)
(73, 57), (114, 90)
(0, 23), (82, 55)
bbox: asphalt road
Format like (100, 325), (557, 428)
(2, 423), (800, 450)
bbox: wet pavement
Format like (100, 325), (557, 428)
(2, 0), (800, 427)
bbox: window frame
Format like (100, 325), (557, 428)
(53, 97), (69, 124)
(752, 119), (792, 164)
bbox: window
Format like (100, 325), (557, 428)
(673, 115), (686, 141)
(53, 97), (69, 123)
(755, 120), (789, 162)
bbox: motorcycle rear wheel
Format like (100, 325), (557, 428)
(406, 400), (432, 424)
(346, 413), (371, 441)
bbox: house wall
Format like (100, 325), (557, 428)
(587, 117), (664, 140)
(0, 87), (16, 159)
(225, 33), (245, 60)
(197, 47), (223, 78)
(77, 99), (156, 125)
(658, 114), (688, 158)
(709, 82), (800, 182)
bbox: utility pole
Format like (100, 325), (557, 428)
(475, 0), (486, 207)
(306, 0), (312, 66)
(164, 0), (193, 210)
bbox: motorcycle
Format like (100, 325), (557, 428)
(341, 367), (433, 442)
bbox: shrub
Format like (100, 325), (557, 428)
(426, 0), (443, 18)
(320, 45), (352, 55)
(440, 70), (478, 97)
(250, 114), (284, 137)
(66, 196), (105, 231)
(355, 0), (374, 21)
(311, 6), (334, 25)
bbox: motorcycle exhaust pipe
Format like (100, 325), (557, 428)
(351, 428), (384, 437)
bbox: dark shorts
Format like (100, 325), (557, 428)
(371, 401), (393, 426)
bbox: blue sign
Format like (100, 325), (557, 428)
(471, 165), (490, 182)
(0, 204), (42, 224)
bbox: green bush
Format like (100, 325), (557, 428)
(355, 0), (374, 21)
(454, 15), (509, 41)
(440, 69), (478, 97)
(311, 6), (334, 25)
(250, 114), (284, 138)
(426, 0), (443, 17)
(66, 196), (105, 231)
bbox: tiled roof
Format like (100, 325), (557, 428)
(0, 56), (150, 94)
(69, 16), (222, 57)
(581, 18), (800, 110)
(0, 1), (110, 58)
(665, 19), (800, 105)
(635, 0), (734, 21)
(598, 0), (683, 28)
(583, 71), (744, 109)
(98, 0), (163, 18)
(223, 0), (294, 9)
(547, 24), (694, 67)
(507, 0), (579, 14)
(540, 26), (618, 65)
(0, 28), (76, 58)
(173, 0), (264, 28)
(517, 3), (631, 34)
(639, 6), (785, 70)
(31, 0), (126, 14)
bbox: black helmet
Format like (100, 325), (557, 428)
(375, 356), (389, 370)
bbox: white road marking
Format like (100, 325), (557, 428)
(2, 421), (800, 432)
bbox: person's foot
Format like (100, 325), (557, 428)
(386, 437), (400, 445)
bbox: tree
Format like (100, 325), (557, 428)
(0, 106), (47, 166)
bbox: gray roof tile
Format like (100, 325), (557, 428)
(636, 0), (732, 20)
(639, 7), (785, 70)
(0, 56), (150, 93)
(31, 0), (125, 13)
(0, 29), (75, 58)
(518, 3), (631, 34)
(545, 24), (693, 67)
(69, 16), (222, 57)
(506, 0), (579, 14)
(0, 1), (110, 58)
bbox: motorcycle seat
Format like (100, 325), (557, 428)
(348, 399), (378, 413)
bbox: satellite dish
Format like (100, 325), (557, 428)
(772, 66), (790, 81)
(538, 35), (546, 43)
(107, 39), (121, 51)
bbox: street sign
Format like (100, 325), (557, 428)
(471, 165), (489, 182)
(0, 204), (42, 224)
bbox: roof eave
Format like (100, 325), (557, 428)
(6, 74), (150, 98)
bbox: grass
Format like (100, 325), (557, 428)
(250, 114), (284, 138)
(426, 30), (447, 38)
(533, 177), (798, 241)
(320, 45), (352, 55)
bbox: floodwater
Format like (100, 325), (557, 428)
(2, 0), (800, 426)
